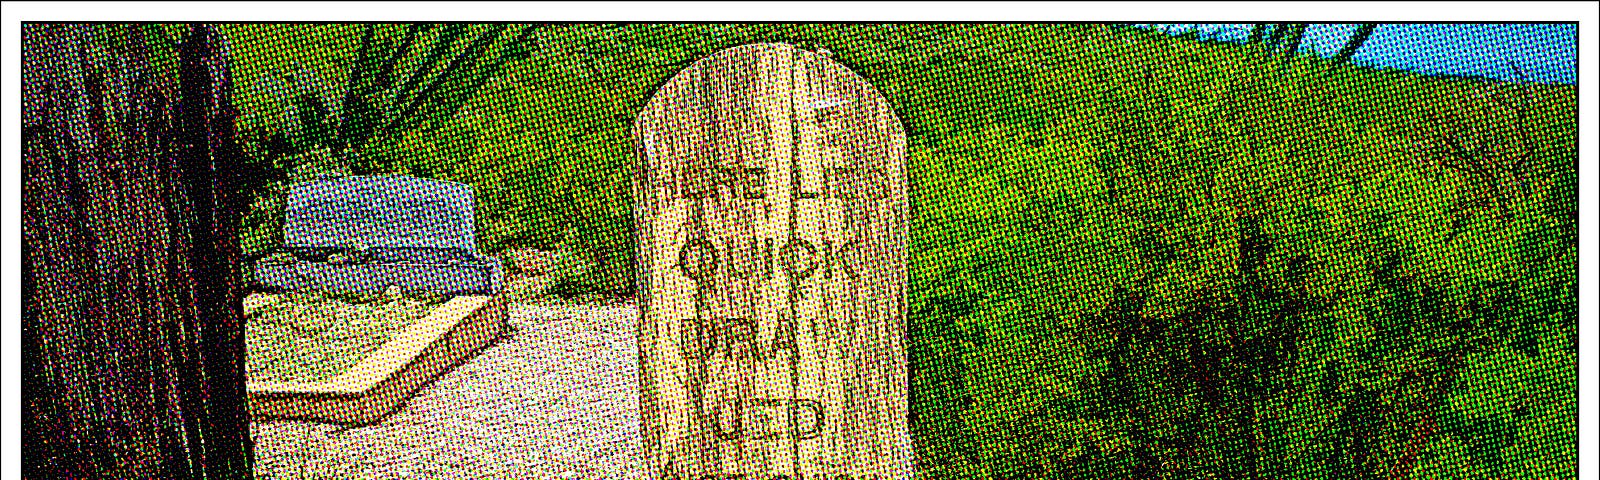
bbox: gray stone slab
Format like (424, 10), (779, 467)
(256, 175), (503, 295)
(284, 175), (478, 252)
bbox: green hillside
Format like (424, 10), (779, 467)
(222, 23), (1578, 478)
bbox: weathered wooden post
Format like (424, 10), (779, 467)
(634, 43), (910, 479)
(24, 23), (252, 477)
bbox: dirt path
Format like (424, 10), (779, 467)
(251, 298), (643, 479)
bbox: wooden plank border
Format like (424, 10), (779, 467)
(245, 295), (507, 425)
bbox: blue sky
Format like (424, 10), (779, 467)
(1137, 23), (1578, 85)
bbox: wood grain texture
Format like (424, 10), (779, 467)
(634, 43), (910, 479)
(246, 295), (506, 425)
(23, 23), (254, 478)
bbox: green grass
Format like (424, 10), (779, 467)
(218, 23), (1577, 478)
(245, 290), (446, 384)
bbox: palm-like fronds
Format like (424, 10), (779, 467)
(270, 23), (544, 174)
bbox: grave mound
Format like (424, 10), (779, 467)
(246, 175), (507, 425)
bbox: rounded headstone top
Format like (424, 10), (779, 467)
(631, 42), (910, 477)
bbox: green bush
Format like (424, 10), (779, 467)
(893, 26), (1576, 478)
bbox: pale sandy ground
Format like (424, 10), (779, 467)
(250, 294), (644, 479)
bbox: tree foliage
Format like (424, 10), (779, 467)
(227, 24), (541, 262)
(1336, 24), (1380, 65)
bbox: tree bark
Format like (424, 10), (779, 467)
(23, 23), (252, 478)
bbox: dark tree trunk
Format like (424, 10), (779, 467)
(23, 23), (252, 478)
(1336, 23), (1380, 65)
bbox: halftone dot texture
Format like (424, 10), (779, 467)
(634, 42), (911, 477)
(1351, 23), (1579, 85)
(25, 22), (1574, 479)
(245, 291), (441, 385)
(1136, 24), (1578, 85)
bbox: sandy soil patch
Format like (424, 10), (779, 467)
(251, 296), (642, 479)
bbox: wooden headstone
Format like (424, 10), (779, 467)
(633, 43), (910, 479)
